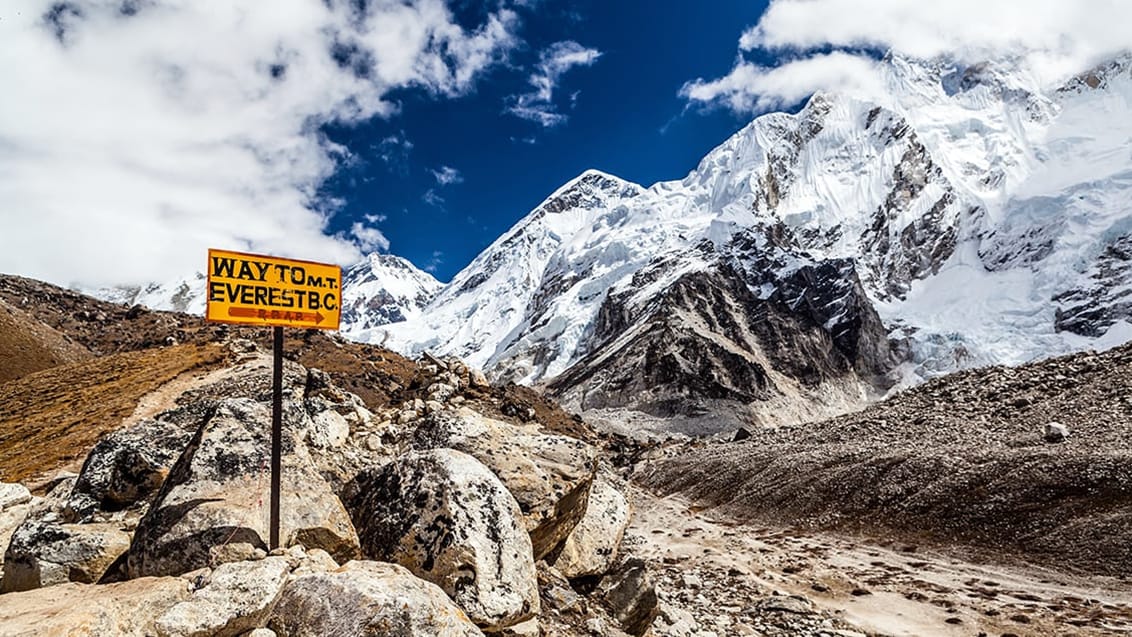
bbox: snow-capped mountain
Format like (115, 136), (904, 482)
(93, 52), (1132, 434)
(356, 52), (1132, 432)
(92, 274), (209, 316)
(338, 253), (442, 333)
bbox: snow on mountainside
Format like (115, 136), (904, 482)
(339, 253), (442, 333)
(363, 53), (1132, 423)
(91, 53), (1132, 432)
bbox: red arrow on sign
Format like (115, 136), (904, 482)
(227, 307), (325, 323)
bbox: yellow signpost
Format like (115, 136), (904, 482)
(204, 248), (343, 550)
(206, 248), (342, 330)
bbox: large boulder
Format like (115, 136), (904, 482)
(0, 575), (190, 636)
(268, 560), (484, 637)
(1, 517), (130, 592)
(67, 418), (194, 520)
(413, 409), (597, 559)
(551, 477), (630, 579)
(597, 558), (659, 637)
(128, 399), (359, 578)
(0, 484), (35, 574)
(154, 556), (292, 637)
(346, 448), (539, 631)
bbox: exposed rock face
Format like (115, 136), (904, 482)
(346, 448), (539, 631)
(154, 556), (292, 637)
(0, 575), (190, 636)
(412, 409), (597, 559)
(552, 477), (630, 579)
(128, 398), (359, 578)
(67, 418), (193, 520)
(1054, 233), (1132, 337)
(548, 259), (893, 436)
(597, 557), (660, 637)
(268, 560), (483, 637)
(1, 517), (131, 592)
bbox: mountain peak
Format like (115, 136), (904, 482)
(535, 169), (644, 216)
(339, 252), (441, 333)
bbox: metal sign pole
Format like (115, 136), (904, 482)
(204, 248), (343, 553)
(270, 325), (283, 550)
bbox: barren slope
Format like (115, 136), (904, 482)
(0, 344), (228, 483)
(637, 342), (1132, 576)
(0, 298), (91, 383)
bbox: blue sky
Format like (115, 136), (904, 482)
(320, 1), (770, 281)
(2, 0), (1124, 288)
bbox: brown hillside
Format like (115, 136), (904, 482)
(0, 274), (592, 444)
(0, 298), (91, 383)
(0, 344), (227, 484)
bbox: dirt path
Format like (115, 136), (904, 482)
(626, 487), (1132, 636)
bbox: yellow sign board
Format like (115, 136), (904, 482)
(205, 248), (342, 330)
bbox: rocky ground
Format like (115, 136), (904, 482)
(627, 487), (1132, 636)
(636, 342), (1132, 578)
(0, 274), (661, 636)
(3, 273), (1132, 636)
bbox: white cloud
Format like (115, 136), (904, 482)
(376, 133), (414, 172)
(422, 188), (446, 208)
(0, 0), (520, 288)
(431, 165), (464, 185)
(685, 0), (1132, 114)
(424, 250), (444, 273)
(681, 52), (885, 113)
(507, 40), (601, 127)
(349, 222), (390, 253)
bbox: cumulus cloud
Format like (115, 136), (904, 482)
(507, 40), (601, 127)
(431, 165), (464, 185)
(681, 52), (886, 113)
(0, 0), (520, 288)
(349, 222), (390, 253)
(684, 0), (1132, 114)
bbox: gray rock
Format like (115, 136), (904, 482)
(346, 448), (538, 631)
(1, 518), (131, 592)
(597, 558), (659, 637)
(0, 499), (34, 572)
(155, 556), (292, 637)
(427, 382), (457, 403)
(0, 483), (32, 511)
(413, 408), (597, 559)
(306, 409), (349, 450)
(129, 399), (359, 578)
(497, 618), (539, 636)
(469, 368), (490, 388)
(268, 560), (484, 636)
(1045, 421), (1070, 443)
(553, 477), (630, 579)
(68, 418), (193, 520)
(752, 594), (813, 614)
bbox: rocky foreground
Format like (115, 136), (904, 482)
(0, 338), (657, 636)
